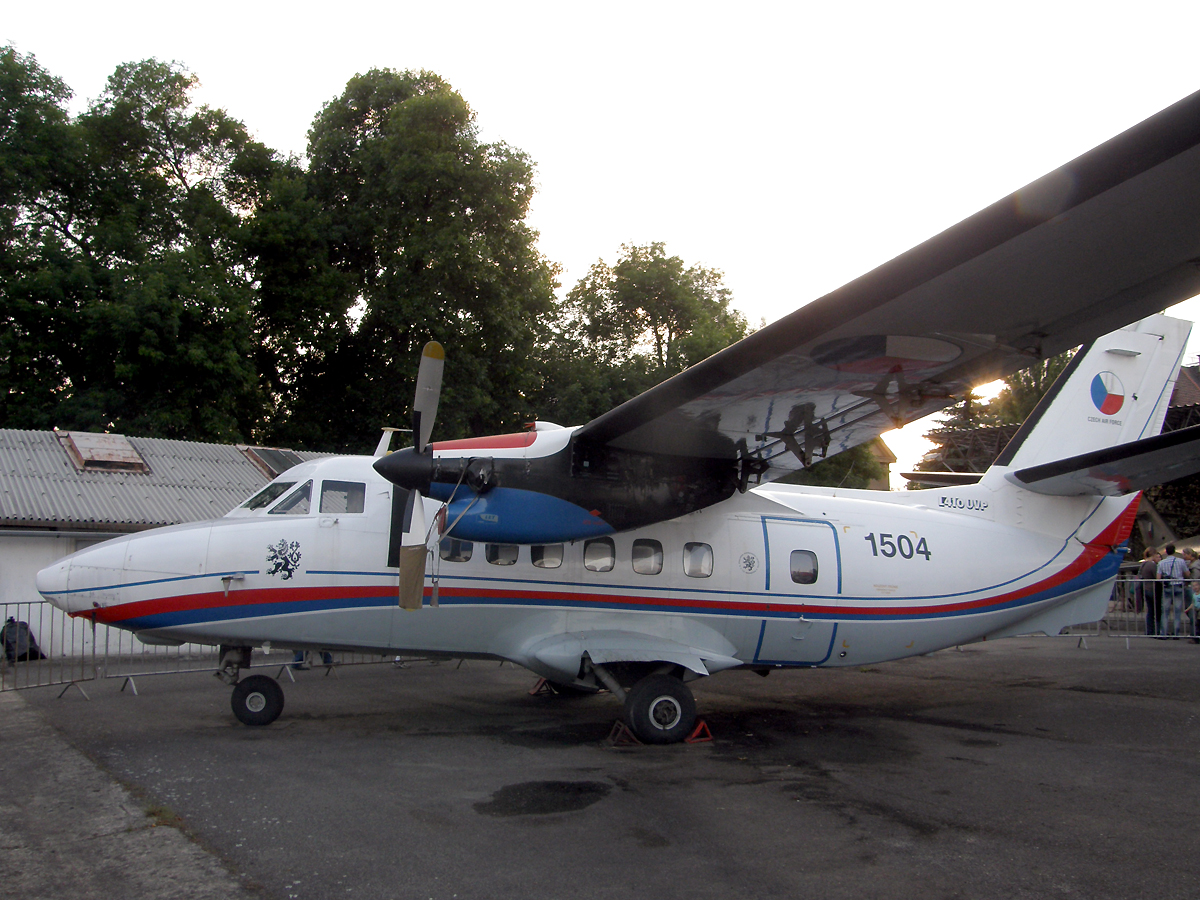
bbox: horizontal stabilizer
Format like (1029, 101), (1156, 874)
(1007, 424), (1200, 496)
(900, 471), (983, 487)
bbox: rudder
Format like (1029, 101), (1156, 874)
(991, 314), (1190, 471)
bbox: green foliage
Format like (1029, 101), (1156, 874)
(0, 50), (274, 440)
(528, 242), (750, 425)
(2, 51), (751, 453)
(266, 68), (559, 451)
(782, 441), (887, 489)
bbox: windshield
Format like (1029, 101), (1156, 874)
(269, 480), (313, 516)
(242, 481), (297, 510)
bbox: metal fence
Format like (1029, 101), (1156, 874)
(1, 600), (96, 694)
(1065, 577), (1198, 641)
(1, 599), (414, 696)
(5, 582), (1197, 696)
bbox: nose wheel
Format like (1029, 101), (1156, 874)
(231, 674), (285, 726)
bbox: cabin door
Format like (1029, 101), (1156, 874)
(754, 517), (841, 665)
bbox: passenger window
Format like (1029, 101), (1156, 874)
(485, 544), (519, 566)
(790, 550), (818, 584)
(243, 481), (295, 510)
(439, 537), (473, 562)
(269, 480), (312, 515)
(531, 545), (563, 569)
(632, 539), (663, 575)
(683, 542), (713, 578)
(584, 538), (616, 572)
(320, 480), (366, 514)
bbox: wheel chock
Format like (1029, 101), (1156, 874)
(607, 720), (643, 746)
(528, 677), (556, 696)
(685, 718), (713, 743)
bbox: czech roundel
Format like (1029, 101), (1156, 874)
(1090, 371), (1125, 415)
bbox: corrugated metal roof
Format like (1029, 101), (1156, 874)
(0, 430), (329, 531)
(1170, 365), (1200, 408)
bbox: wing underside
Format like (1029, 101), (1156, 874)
(575, 90), (1200, 482)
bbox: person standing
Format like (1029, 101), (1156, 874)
(1138, 548), (1160, 636)
(1186, 548), (1200, 643)
(1157, 543), (1189, 638)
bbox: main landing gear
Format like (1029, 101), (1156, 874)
(623, 674), (696, 744)
(582, 661), (698, 744)
(217, 645), (285, 727)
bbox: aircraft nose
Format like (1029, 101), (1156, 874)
(374, 447), (434, 493)
(35, 558), (72, 607)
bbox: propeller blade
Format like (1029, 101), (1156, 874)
(413, 341), (444, 452)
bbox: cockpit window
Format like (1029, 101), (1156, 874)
(242, 481), (296, 510)
(320, 480), (366, 514)
(269, 480), (312, 515)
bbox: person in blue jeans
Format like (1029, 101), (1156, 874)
(1157, 544), (1189, 638)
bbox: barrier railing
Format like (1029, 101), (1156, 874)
(1, 600), (96, 694)
(6, 582), (1197, 697)
(1065, 577), (1198, 640)
(2, 599), (421, 695)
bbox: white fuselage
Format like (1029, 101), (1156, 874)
(35, 454), (1134, 683)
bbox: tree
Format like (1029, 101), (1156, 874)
(911, 349), (1075, 484)
(0, 51), (276, 441)
(529, 243), (750, 425)
(266, 68), (559, 451)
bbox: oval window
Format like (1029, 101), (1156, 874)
(439, 537), (473, 563)
(790, 549), (818, 584)
(584, 538), (616, 572)
(683, 542), (713, 578)
(531, 545), (564, 569)
(632, 539), (663, 575)
(485, 544), (519, 566)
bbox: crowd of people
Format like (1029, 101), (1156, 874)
(1132, 543), (1200, 640)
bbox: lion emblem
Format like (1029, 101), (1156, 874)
(266, 539), (302, 580)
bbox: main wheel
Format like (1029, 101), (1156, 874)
(231, 675), (284, 726)
(623, 674), (696, 744)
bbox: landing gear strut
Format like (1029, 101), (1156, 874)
(231, 674), (285, 726)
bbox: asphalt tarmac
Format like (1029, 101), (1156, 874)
(5, 637), (1200, 900)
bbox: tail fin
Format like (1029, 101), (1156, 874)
(990, 314), (1190, 472)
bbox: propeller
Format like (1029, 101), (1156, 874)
(413, 341), (444, 452)
(385, 340), (444, 610)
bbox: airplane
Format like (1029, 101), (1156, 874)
(34, 88), (1200, 744)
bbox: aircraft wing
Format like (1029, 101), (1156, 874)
(574, 90), (1200, 481)
(1007, 423), (1200, 496)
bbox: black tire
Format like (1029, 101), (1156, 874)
(231, 675), (284, 726)
(623, 674), (696, 744)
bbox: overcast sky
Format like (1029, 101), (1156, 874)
(8, 1), (1200, 483)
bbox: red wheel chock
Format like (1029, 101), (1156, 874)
(685, 718), (713, 743)
(607, 720), (643, 745)
(528, 677), (556, 696)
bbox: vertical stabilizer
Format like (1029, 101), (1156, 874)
(992, 314), (1190, 471)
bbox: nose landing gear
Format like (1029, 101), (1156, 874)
(216, 645), (285, 726)
(231, 674), (285, 726)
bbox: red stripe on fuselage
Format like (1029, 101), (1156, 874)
(76, 498), (1139, 625)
